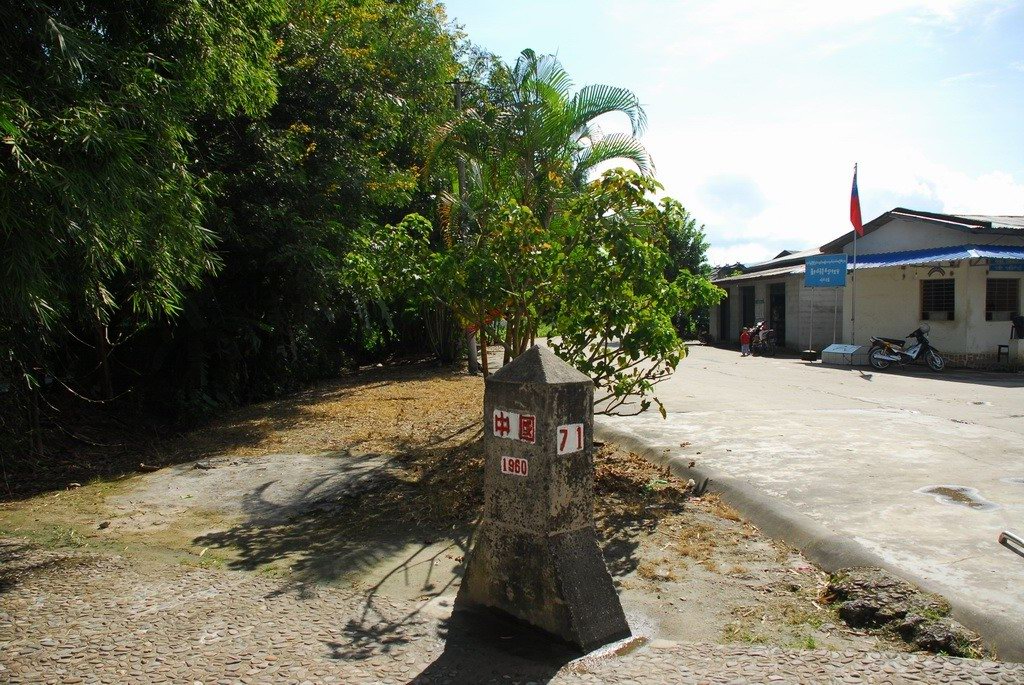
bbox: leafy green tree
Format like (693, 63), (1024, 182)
(1, 0), (285, 446)
(477, 49), (652, 229)
(161, 0), (460, 410)
(428, 49), (654, 362)
(433, 49), (650, 227)
(549, 171), (721, 415)
(420, 48), (723, 412)
(663, 200), (712, 281)
(1, 0), (283, 328)
(395, 169), (722, 414)
(660, 200), (715, 337)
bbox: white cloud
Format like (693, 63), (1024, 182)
(644, 113), (1024, 265)
(577, 1), (1024, 266)
(602, 0), (1011, 63)
(940, 71), (984, 85)
(929, 169), (1024, 214)
(708, 242), (784, 266)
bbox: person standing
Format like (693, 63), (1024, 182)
(740, 328), (751, 357)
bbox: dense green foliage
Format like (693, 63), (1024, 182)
(2, 0), (284, 360)
(1, 1), (719, 467)
(549, 172), (719, 415)
(165, 0), (459, 411)
(2, 0), (458, 430)
(395, 170), (720, 415)
(662, 200), (715, 337)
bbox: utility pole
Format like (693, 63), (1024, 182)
(453, 80), (480, 375)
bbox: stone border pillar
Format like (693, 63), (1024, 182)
(456, 345), (631, 652)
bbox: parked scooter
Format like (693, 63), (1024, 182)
(868, 323), (945, 372)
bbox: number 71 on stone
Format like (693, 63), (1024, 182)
(556, 423), (584, 455)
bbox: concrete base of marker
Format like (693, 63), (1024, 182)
(456, 523), (631, 652)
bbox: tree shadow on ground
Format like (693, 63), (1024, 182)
(409, 609), (578, 684)
(0, 538), (86, 596)
(191, 438), (675, 676)
(196, 435), (481, 580)
(191, 431), (487, 670)
(598, 505), (669, 579)
(194, 430), (483, 663)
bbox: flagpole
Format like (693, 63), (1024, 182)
(851, 163), (858, 346)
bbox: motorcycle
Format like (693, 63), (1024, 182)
(868, 323), (945, 372)
(749, 320), (777, 357)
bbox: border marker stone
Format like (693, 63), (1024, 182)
(456, 345), (631, 652)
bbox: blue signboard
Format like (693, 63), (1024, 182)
(804, 254), (848, 287)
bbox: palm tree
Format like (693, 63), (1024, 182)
(431, 49), (653, 232)
(425, 49), (654, 367)
(498, 49), (652, 225)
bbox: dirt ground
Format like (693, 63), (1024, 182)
(0, 358), (909, 653)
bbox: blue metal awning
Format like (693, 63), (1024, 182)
(713, 244), (1024, 284)
(848, 244), (1024, 269)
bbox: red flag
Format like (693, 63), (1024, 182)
(850, 166), (864, 237)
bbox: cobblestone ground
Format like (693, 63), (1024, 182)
(2, 540), (1022, 684)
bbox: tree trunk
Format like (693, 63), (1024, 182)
(467, 329), (480, 375)
(503, 318), (515, 366)
(453, 83), (478, 375)
(94, 316), (113, 401)
(425, 303), (460, 365)
(28, 383), (43, 457)
(479, 322), (489, 377)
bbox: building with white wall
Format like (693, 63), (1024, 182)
(710, 248), (843, 352)
(708, 208), (1024, 366)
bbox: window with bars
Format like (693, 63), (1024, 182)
(921, 279), (955, 321)
(986, 279), (1020, 321)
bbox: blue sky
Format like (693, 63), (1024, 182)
(440, 0), (1024, 265)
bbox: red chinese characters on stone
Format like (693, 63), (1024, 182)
(491, 408), (536, 443)
(493, 411), (512, 438)
(518, 414), (536, 444)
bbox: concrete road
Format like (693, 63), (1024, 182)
(599, 345), (1024, 653)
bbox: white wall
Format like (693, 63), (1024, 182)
(712, 215), (1024, 353)
(843, 267), (934, 348)
(838, 217), (1024, 354)
(964, 265), (1024, 353)
(840, 264), (1022, 354)
(753, 282), (767, 323)
(709, 299), (720, 340)
(785, 277), (801, 348)
(710, 285), (742, 343)
(710, 276), (844, 350)
(764, 277), (804, 349)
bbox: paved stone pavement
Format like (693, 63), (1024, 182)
(2, 540), (1023, 684)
